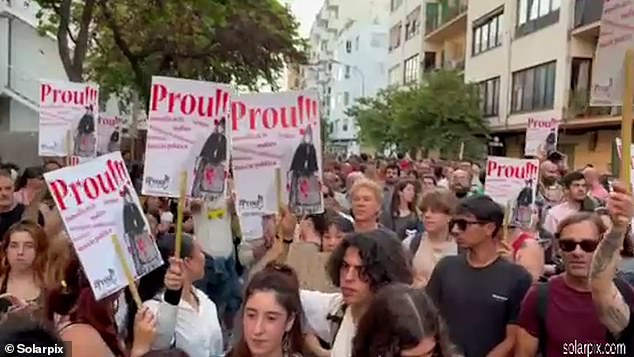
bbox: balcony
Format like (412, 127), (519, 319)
(567, 89), (621, 125)
(571, 0), (602, 38)
(425, 0), (467, 43)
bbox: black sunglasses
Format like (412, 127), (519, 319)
(558, 239), (600, 253)
(449, 218), (486, 231)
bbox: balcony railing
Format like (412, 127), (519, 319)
(425, 0), (467, 34)
(567, 88), (620, 119)
(573, 0), (603, 28)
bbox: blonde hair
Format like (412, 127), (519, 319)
(350, 178), (383, 203)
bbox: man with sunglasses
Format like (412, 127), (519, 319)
(426, 195), (532, 357)
(516, 182), (634, 356)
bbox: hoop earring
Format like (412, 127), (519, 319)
(282, 332), (291, 354)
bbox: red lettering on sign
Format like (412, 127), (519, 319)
(49, 159), (129, 211)
(150, 83), (230, 118)
(231, 95), (320, 132)
(40, 83), (98, 105)
(527, 117), (558, 129)
(486, 160), (538, 179)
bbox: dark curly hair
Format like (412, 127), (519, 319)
(352, 283), (458, 357)
(326, 230), (412, 290)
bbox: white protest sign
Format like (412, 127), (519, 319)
(231, 91), (323, 216)
(45, 152), (162, 300)
(484, 156), (539, 227)
(97, 115), (122, 155)
(591, 0), (634, 106)
(524, 117), (559, 156)
(39, 80), (98, 159)
(142, 76), (232, 199)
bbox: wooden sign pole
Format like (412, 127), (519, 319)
(111, 235), (142, 307)
(174, 171), (188, 258)
(621, 49), (634, 193)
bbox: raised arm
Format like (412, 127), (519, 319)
(589, 182), (632, 336)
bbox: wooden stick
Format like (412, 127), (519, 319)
(111, 234), (142, 308)
(274, 167), (284, 238)
(65, 130), (72, 166)
(621, 49), (634, 193)
(174, 171), (188, 258)
(458, 142), (465, 161)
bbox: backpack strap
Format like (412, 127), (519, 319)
(536, 282), (550, 357)
(409, 233), (422, 254)
(326, 304), (347, 346)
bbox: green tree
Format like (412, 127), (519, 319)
(348, 70), (489, 160)
(35, 0), (307, 103)
(345, 88), (401, 154)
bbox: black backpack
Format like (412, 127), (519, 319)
(536, 278), (634, 356)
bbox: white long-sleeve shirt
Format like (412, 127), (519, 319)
(144, 288), (224, 357)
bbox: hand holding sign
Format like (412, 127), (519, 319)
(606, 181), (633, 229)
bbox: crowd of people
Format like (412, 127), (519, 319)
(0, 150), (632, 357)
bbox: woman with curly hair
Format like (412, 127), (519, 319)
(352, 283), (461, 357)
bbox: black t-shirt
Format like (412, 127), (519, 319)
(426, 254), (532, 357)
(0, 204), (45, 239)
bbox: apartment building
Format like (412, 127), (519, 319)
(285, 63), (302, 91)
(387, 0), (424, 87)
(0, 0), (67, 165)
(330, 19), (389, 154)
(465, 0), (619, 172)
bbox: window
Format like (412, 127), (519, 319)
(403, 54), (420, 84)
(511, 61), (556, 113)
(321, 40), (328, 51)
(477, 77), (500, 117)
(343, 92), (350, 106)
(344, 65), (351, 79)
(391, 0), (403, 12)
(423, 51), (436, 72)
(346, 40), (352, 53)
(371, 33), (388, 48)
(355, 36), (359, 50)
(517, 0), (560, 36)
(343, 119), (349, 131)
(389, 22), (402, 52)
(472, 12), (502, 55)
(405, 6), (421, 41)
(388, 64), (401, 87)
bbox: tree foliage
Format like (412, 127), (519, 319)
(346, 70), (490, 160)
(34, 0), (307, 105)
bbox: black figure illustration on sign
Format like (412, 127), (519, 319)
(191, 117), (227, 199)
(107, 129), (120, 153)
(287, 125), (321, 215)
(543, 128), (557, 155)
(74, 105), (97, 157)
(512, 179), (534, 228)
(122, 186), (160, 276)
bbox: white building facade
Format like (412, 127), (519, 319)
(302, 0), (390, 138)
(387, 0), (425, 87)
(330, 20), (389, 154)
(0, 0), (67, 164)
(465, 0), (618, 171)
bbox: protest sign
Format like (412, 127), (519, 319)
(97, 115), (122, 155)
(591, 0), (634, 106)
(45, 152), (162, 300)
(39, 80), (98, 160)
(524, 117), (559, 156)
(142, 76), (232, 200)
(231, 90), (323, 216)
(484, 156), (539, 227)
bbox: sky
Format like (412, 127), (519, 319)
(282, 0), (324, 37)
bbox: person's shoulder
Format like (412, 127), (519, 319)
(435, 254), (464, 271)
